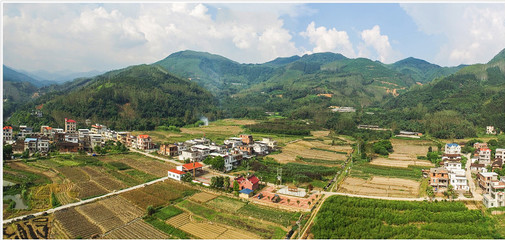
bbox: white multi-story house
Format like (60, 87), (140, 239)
(449, 169), (469, 191)
(24, 138), (49, 154)
(496, 148), (505, 160)
(445, 143), (461, 155)
(483, 178), (505, 208)
(89, 134), (103, 150)
(179, 150), (202, 162)
(65, 134), (79, 144)
(137, 135), (153, 150)
(224, 137), (243, 148)
(78, 129), (90, 140)
(252, 143), (269, 155)
(486, 126), (497, 135)
(37, 139), (50, 153)
(19, 125), (33, 138)
(479, 148), (492, 166)
(444, 161), (462, 171)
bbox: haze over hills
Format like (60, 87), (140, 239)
(18, 69), (104, 84)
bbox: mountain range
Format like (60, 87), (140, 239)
(4, 48), (505, 133)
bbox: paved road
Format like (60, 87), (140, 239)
(129, 148), (182, 166)
(3, 177), (168, 225)
(464, 153), (482, 201)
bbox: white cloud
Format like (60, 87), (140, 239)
(401, 4), (505, 66)
(360, 25), (400, 63)
(299, 21), (355, 57)
(3, 3), (304, 72)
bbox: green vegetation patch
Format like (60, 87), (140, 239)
(154, 206), (183, 220)
(206, 196), (245, 212)
(350, 162), (424, 181)
(245, 119), (315, 136)
(108, 161), (132, 170)
(251, 157), (337, 183)
(297, 156), (344, 165)
(312, 195), (502, 239)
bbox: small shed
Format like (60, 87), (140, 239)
(239, 188), (254, 199)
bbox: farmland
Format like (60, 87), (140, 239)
(3, 152), (174, 220)
(338, 176), (420, 198)
(370, 138), (434, 168)
(3, 215), (52, 239)
(310, 195), (503, 239)
(271, 140), (350, 164)
(120, 180), (197, 209)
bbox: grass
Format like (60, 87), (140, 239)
(297, 156), (344, 165)
(310, 148), (348, 154)
(206, 196), (245, 212)
(154, 206), (183, 220)
(350, 162), (424, 181)
(108, 161), (131, 170)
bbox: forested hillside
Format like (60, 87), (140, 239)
(7, 65), (218, 130)
(388, 57), (465, 84)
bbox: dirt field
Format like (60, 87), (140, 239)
(104, 219), (168, 239)
(370, 139), (434, 168)
(3, 215), (52, 239)
(370, 158), (433, 168)
(310, 131), (330, 138)
(188, 192), (217, 203)
(271, 140), (350, 164)
(338, 176), (420, 198)
(167, 212), (259, 239)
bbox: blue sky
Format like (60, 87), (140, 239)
(3, 3), (505, 72)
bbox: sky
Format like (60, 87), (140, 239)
(3, 2), (505, 73)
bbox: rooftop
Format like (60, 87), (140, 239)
(182, 162), (203, 171)
(168, 169), (186, 175)
(3, 126), (12, 130)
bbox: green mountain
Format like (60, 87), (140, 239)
(3, 66), (44, 118)
(388, 57), (464, 84)
(153, 50), (277, 95)
(384, 48), (505, 133)
(7, 65), (217, 130)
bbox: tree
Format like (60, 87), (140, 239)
(146, 205), (155, 216)
(51, 192), (61, 207)
(307, 184), (314, 192)
(426, 186), (435, 201)
(22, 149), (30, 159)
(182, 172), (193, 182)
(297, 200), (300, 206)
(3, 144), (13, 161)
(223, 176), (230, 190)
(428, 146), (433, 153)
(210, 176), (218, 188)
(233, 180), (240, 192)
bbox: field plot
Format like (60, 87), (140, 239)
(76, 202), (124, 233)
(58, 167), (89, 183)
(54, 181), (78, 205)
(166, 212), (191, 228)
(272, 140), (350, 164)
(30, 184), (53, 211)
(104, 220), (168, 239)
(7, 162), (61, 183)
(53, 207), (102, 239)
(370, 138), (434, 168)
(179, 222), (228, 239)
(338, 176), (420, 198)
(100, 153), (174, 177)
(99, 196), (144, 223)
(350, 162), (424, 181)
(206, 196), (246, 212)
(121, 180), (195, 209)
(76, 181), (108, 199)
(189, 192), (217, 203)
(176, 199), (287, 239)
(3, 216), (52, 239)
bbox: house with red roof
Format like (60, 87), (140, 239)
(168, 168), (186, 181)
(65, 118), (77, 133)
(175, 162), (204, 177)
(234, 175), (260, 191)
(3, 126), (13, 142)
(137, 134), (153, 150)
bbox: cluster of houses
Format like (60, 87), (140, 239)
(159, 134), (277, 172)
(3, 118), (155, 156)
(425, 143), (469, 193)
(424, 142), (505, 208)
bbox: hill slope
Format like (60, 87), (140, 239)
(384, 48), (505, 131)
(388, 57), (464, 84)
(7, 65), (217, 130)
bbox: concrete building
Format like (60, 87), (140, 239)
(483, 179), (505, 208)
(449, 169), (469, 191)
(478, 172), (499, 193)
(496, 148), (505, 160)
(429, 167), (449, 192)
(65, 118), (77, 133)
(444, 143), (461, 155)
(479, 148), (492, 166)
(3, 126), (13, 142)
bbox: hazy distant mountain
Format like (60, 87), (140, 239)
(19, 69), (104, 83)
(3, 66), (42, 118)
(3, 65), (55, 87)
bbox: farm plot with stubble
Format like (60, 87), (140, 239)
(121, 180), (196, 209)
(370, 138), (434, 168)
(272, 140), (350, 164)
(53, 208), (102, 239)
(104, 219), (168, 239)
(338, 176), (420, 198)
(99, 153), (175, 177)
